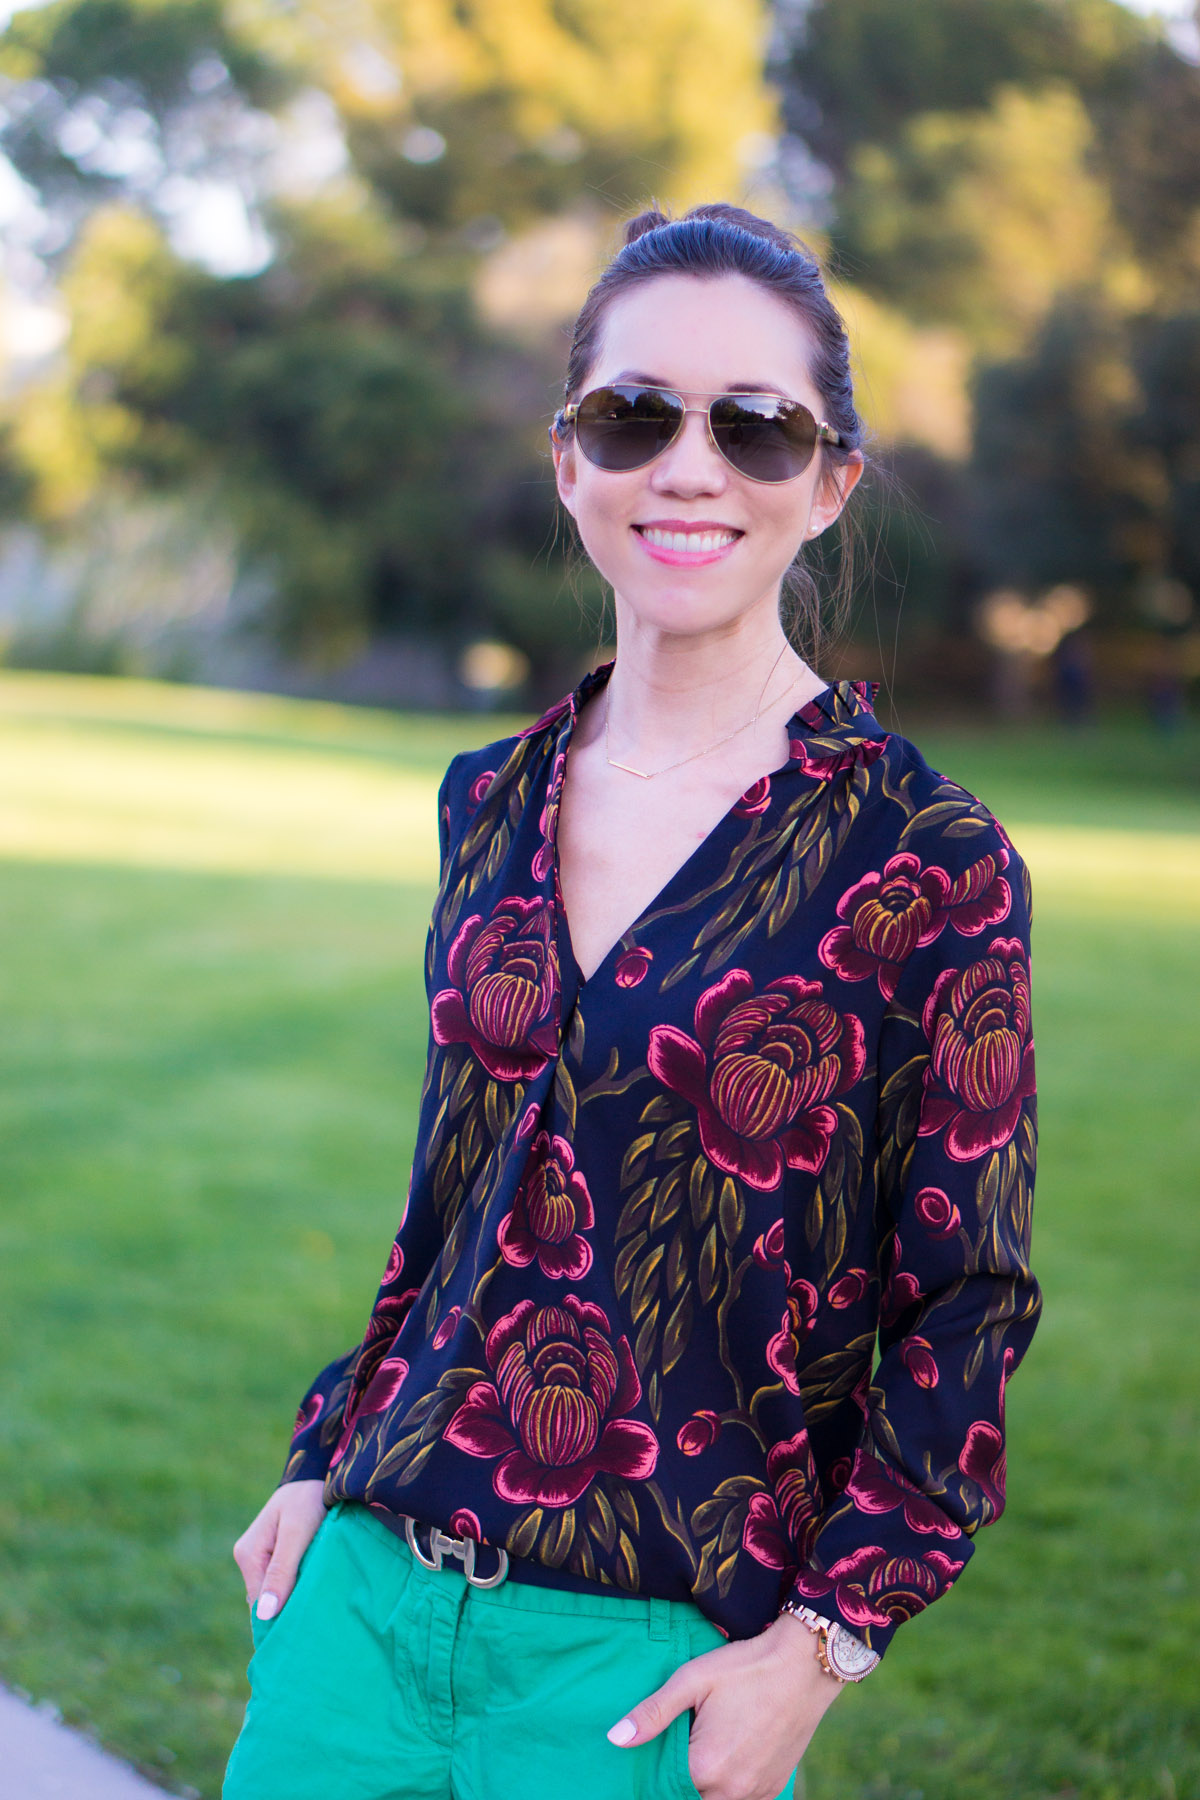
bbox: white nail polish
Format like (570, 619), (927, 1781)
(607, 1718), (637, 1746)
(255, 1591), (280, 1620)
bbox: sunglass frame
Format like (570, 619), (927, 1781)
(553, 383), (844, 485)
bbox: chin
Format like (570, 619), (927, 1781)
(618, 570), (776, 636)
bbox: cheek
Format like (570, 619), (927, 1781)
(571, 477), (635, 556)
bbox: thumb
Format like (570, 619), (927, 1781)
(607, 1668), (701, 1747)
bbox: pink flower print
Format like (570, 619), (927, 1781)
(450, 1507), (482, 1541)
(753, 1218), (786, 1269)
(382, 1240), (404, 1285)
(431, 897), (560, 1081)
(828, 1455), (852, 1492)
(349, 1289), (419, 1409)
(913, 1186), (961, 1238)
(467, 770), (497, 810)
(443, 1296), (659, 1508)
(900, 1335), (939, 1388)
(648, 970), (865, 1192)
(432, 1305), (462, 1349)
(516, 695), (571, 739)
(845, 1451), (963, 1538)
(293, 1393), (323, 1435)
(919, 939), (1035, 1161)
(614, 947), (653, 988)
(959, 1421), (1006, 1521)
(743, 1430), (822, 1570)
(356, 1355), (409, 1416)
(677, 1410), (722, 1455)
(829, 1267), (870, 1309)
(943, 847), (1011, 937)
(329, 1409), (357, 1470)
(362, 1288), (421, 1349)
(795, 1542), (963, 1629)
(498, 1131), (595, 1280)
(766, 1277), (819, 1394)
(733, 775), (771, 816)
(532, 747), (567, 883)
(818, 854), (951, 999)
(788, 734), (888, 782)
(880, 1233), (924, 1327)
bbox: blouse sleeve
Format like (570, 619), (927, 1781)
(784, 822), (1042, 1658)
(277, 753), (464, 1488)
(279, 1350), (360, 1484)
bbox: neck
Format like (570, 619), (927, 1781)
(595, 596), (824, 761)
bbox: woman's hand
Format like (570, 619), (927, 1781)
(232, 1479), (328, 1620)
(606, 1611), (844, 1800)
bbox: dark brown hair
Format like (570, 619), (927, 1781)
(556, 201), (868, 665)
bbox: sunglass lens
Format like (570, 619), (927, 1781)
(575, 386), (683, 471)
(710, 396), (818, 482)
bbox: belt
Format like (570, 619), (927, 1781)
(400, 1514), (510, 1588)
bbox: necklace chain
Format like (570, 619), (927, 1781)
(603, 644), (794, 781)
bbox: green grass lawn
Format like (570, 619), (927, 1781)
(0, 670), (1197, 1800)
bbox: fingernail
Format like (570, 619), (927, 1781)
(607, 1718), (637, 1746)
(255, 1592), (280, 1620)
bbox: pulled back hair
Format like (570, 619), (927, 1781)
(557, 202), (868, 668)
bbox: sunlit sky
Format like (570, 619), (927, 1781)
(0, 0), (1197, 362)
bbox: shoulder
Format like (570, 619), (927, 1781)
(861, 714), (1029, 893)
(437, 696), (569, 850)
(811, 694), (1034, 959)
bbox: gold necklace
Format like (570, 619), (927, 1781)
(603, 644), (793, 781)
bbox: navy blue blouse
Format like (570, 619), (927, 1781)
(281, 662), (1040, 1658)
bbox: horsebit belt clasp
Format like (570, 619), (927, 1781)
(401, 1514), (510, 1588)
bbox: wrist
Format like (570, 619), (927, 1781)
(776, 1599), (882, 1683)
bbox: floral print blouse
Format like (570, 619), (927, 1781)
(281, 661), (1040, 1658)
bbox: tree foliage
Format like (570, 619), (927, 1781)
(0, 0), (768, 679)
(773, 0), (1200, 637)
(2, 0), (1198, 685)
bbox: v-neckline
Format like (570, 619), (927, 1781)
(547, 660), (839, 989)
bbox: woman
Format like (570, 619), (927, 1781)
(224, 204), (1040, 1800)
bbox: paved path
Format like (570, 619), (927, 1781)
(0, 1684), (170, 1799)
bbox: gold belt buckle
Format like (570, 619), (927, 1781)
(402, 1516), (510, 1588)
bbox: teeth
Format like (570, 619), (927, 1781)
(640, 527), (738, 553)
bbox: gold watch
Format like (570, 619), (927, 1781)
(778, 1599), (881, 1682)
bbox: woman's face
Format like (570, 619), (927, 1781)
(552, 272), (863, 642)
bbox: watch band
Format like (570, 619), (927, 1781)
(777, 1598), (881, 1682)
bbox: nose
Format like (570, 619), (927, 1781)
(648, 405), (729, 497)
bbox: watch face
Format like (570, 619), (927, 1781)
(827, 1624), (880, 1679)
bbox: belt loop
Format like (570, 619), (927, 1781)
(649, 1596), (671, 1642)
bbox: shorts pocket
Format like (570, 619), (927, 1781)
(247, 1504), (334, 1653)
(673, 1705), (702, 1798)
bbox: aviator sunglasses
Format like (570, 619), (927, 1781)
(553, 383), (844, 485)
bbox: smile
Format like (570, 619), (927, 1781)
(636, 525), (741, 550)
(633, 524), (743, 565)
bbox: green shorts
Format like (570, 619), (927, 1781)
(221, 1498), (797, 1800)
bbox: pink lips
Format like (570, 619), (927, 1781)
(633, 520), (743, 568)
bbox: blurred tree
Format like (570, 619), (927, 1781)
(0, 0), (772, 690)
(323, 0), (773, 236)
(1130, 309), (1200, 597)
(833, 82), (1141, 355)
(0, 0), (290, 261)
(968, 297), (1156, 604)
(772, 0), (1200, 666)
(966, 296), (1200, 641)
(773, 0), (1146, 178)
